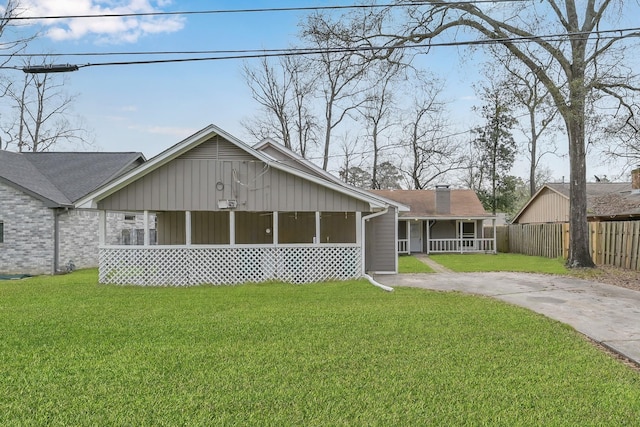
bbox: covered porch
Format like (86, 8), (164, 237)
(397, 218), (496, 254)
(97, 209), (364, 285)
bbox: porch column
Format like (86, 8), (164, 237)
(143, 210), (150, 246)
(426, 220), (430, 255)
(315, 212), (321, 245)
(406, 220), (411, 255)
(98, 210), (106, 246)
(493, 218), (497, 254)
(273, 211), (279, 245)
(355, 212), (362, 245)
(459, 221), (463, 254)
(229, 211), (235, 246)
(185, 211), (192, 246)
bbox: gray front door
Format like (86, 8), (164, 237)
(410, 221), (422, 253)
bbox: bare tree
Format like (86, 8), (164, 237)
(348, 0), (640, 267)
(302, 12), (373, 170)
(243, 55), (319, 157)
(484, 57), (560, 197)
(357, 61), (403, 188)
(337, 133), (371, 187)
(401, 87), (466, 189)
(602, 108), (640, 172)
(242, 57), (293, 149)
(1, 58), (90, 152)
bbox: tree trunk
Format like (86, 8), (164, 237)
(529, 114), (537, 197)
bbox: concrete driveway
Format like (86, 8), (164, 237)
(374, 271), (640, 366)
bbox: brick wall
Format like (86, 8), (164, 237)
(1, 180), (156, 275)
(0, 181), (55, 275)
(58, 210), (155, 271)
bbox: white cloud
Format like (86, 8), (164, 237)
(20, 0), (185, 43)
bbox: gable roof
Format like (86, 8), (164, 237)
(370, 189), (491, 218)
(512, 182), (640, 222)
(76, 124), (403, 211)
(254, 138), (410, 212)
(0, 150), (145, 208)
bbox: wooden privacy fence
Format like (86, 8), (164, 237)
(485, 221), (640, 271)
(485, 224), (563, 258)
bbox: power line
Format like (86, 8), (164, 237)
(7, 26), (639, 72)
(9, 1), (528, 21)
(6, 24), (640, 58)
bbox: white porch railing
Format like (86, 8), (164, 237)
(99, 245), (362, 286)
(429, 238), (495, 253)
(398, 239), (409, 254)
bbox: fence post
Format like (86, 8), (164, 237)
(590, 222), (599, 264)
(562, 222), (570, 260)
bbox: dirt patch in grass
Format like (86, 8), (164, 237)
(571, 265), (640, 292)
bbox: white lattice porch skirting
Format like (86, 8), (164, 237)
(99, 245), (362, 286)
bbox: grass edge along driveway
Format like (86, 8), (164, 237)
(1, 269), (640, 425)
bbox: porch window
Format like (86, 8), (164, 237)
(319, 212), (356, 243)
(458, 221), (476, 247)
(397, 221), (407, 240)
(191, 211), (230, 244)
(278, 212), (315, 243)
(235, 212), (273, 244)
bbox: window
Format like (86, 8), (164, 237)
(0, 221), (3, 243)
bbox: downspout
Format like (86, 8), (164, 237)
(53, 208), (67, 274)
(361, 207), (393, 292)
(53, 209), (59, 274)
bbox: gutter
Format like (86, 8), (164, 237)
(361, 207), (393, 292)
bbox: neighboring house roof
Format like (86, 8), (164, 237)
(76, 124), (404, 211)
(0, 150), (145, 208)
(370, 189), (492, 219)
(512, 182), (640, 223)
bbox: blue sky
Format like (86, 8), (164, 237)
(10, 1), (321, 157)
(6, 0), (632, 182)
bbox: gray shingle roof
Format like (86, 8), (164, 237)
(547, 182), (640, 217)
(0, 151), (72, 207)
(0, 151), (144, 207)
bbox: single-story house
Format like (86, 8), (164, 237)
(371, 187), (496, 254)
(512, 171), (640, 224)
(0, 151), (146, 275)
(76, 124), (408, 286)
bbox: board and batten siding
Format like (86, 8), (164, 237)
(365, 208), (397, 273)
(98, 136), (370, 213)
(516, 188), (569, 224)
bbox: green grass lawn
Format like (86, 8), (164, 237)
(430, 253), (569, 274)
(2, 270), (640, 425)
(398, 254), (434, 273)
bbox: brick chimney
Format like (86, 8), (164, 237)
(435, 185), (451, 214)
(632, 167), (640, 191)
